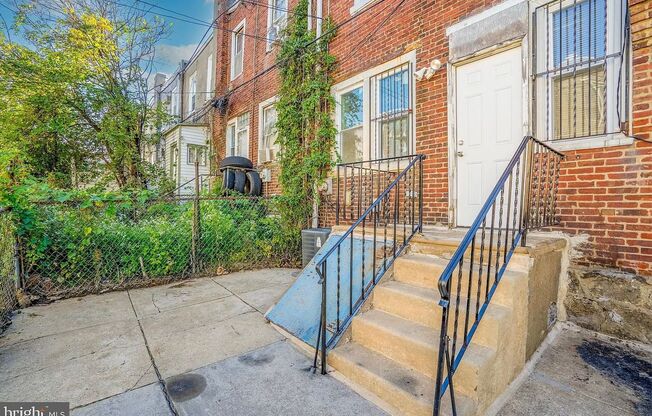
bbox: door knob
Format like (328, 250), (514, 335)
(458, 139), (464, 145)
(457, 151), (464, 157)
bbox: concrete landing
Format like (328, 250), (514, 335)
(498, 324), (652, 416)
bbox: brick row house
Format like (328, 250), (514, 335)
(206, 0), (650, 412)
(209, 0), (650, 275)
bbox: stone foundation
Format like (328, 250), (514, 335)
(564, 266), (652, 344)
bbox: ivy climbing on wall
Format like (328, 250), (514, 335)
(275, 0), (337, 236)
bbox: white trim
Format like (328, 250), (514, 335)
(206, 53), (213, 102)
(446, 0), (526, 36)
(448, 43), (528, 227)
(332, 50), (417, 161)
(547, 132), (634, 151)
(230, 19), (246, 81)
(258, 96), (280, 163)
(226, 113), (250, 158)
(350, 0), (380, 16)
(266, 0), (288, 52)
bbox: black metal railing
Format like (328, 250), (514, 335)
(335, 155), (419, 225)
(313, 154), (425, 374)
(433, 137), (564, 415)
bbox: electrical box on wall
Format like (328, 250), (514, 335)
(261, 168), (272, 183)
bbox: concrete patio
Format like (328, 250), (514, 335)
(1, 268), (650, 416)
(0, 269), (386, 415)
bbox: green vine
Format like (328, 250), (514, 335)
(275, 0), (337, 234)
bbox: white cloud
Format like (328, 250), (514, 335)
(155, 43), (199, 68)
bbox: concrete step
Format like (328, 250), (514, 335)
(351, 309), (495, 399)
(392, 254), (527, 307)
(329, 342), (476, 416)
(410, 234), (531, 272)
(372, 280), (512, 349)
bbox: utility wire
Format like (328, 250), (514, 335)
(181, 0), (401, 124)
(241, 0), (324, 20)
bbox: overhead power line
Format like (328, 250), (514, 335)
(181, 0), (403, 124)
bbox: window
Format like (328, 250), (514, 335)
(373, 65), (411, 158)
(267, 0), (288, 48)
(170, 143), (179, 181)
(171, 86), (179, 118)
(259, 101), (280, 162)
(226, 113), (250, 158)
(187, 145), (208, 166)
(226, 0), (239, 11)
(231, 21), (245, 80)
(351, 0), (377, 15)
(189, 72), (197, 113)
(340, 86), (364, 163)
(206, 54), (213, 101)
(534, 0), (629, 142)
(334, 55), (414, 162)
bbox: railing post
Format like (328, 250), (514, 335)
(521, 139), (534, 247)
(320, 261), (327, 375)
(433, 298), (450, 416)
(418, 156), (424, 232)
(191, 161), (200, 274)
(336, 166), (340, 226)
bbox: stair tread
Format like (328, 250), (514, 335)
(356, 309), (496, 365)
(331, 341), (477, 416)
(399, 253), (527, 276)
(378, 280), (512, 318)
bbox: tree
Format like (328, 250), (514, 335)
(0, 0), (171, 189)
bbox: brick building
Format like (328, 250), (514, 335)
(208, 0), (651, 278)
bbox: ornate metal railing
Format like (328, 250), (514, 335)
(433, 136), (564, 415)
(334, 155), (421, 225)
(314, 154), (425, 374)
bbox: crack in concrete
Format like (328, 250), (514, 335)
(151, 294), (161, 314)
(126, 289), (179, 416)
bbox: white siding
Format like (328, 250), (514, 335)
(177, 126), (210, 194)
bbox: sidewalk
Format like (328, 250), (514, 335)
(0, 269), (386, 415)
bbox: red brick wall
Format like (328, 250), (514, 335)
(554, 0), (652, 277)
(211, 0), (652, 276)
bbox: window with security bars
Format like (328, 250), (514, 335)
(533, 0), (629, 141)
(370, 63), (413, 158)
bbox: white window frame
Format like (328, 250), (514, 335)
(258, 96), (280, 163)
(350, 0), (380, 16)
(332, 51), (416, 162)
(533, 0), (632, 150)
(231, 20), (246, 80)
(206, 54), (213, 102)
(171, 86), (179, 118)
(226, 113), (250, 158)
(266, 0), (288, 51)
(189, 72), (197, 113)
(187, 144), (208, 166)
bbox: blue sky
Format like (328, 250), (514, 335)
(0, 0), (214, 75)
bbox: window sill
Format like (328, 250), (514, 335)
(545, 132), (634, 152)
(350, 0), (380, 16)
(226, 1), (240, 14)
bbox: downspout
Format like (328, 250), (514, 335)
(311, 0), (324, 228)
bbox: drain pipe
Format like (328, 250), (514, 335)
(311, 0), (324, 229)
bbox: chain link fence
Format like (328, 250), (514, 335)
(0, 209), (17, 332)
(15, 196), (300, 301)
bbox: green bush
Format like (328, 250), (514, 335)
(16, 195), (299, 295)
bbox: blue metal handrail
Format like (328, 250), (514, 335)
(433, 136), (564, 415)
(313, 154), (425, 374)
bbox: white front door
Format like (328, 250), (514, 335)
(456, 47), (523, 226)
